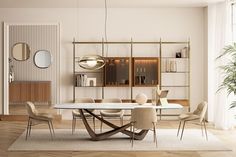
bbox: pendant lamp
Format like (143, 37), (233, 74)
(78, 55), (105, 70)
(77, 0), (107, 70)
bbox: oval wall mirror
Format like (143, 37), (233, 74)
(12, 43), (30, 61)
(34, 50), (52, 69)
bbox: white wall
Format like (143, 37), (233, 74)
(0, 7), (206, 114)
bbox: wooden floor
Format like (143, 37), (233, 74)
(0, 119), (236, 157)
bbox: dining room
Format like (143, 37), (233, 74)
(0, 0), (236, 157)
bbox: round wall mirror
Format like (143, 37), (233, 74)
(34, 50), (52, 69)
(12, 43), (30, 61)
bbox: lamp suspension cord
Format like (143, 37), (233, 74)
(104, 0), (108, 57)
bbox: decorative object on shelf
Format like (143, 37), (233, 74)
(181, 47), (188, 58)
(34, 50), (52, 69)
(135, 93), (148, 105)
(153, 85), (161, 106)
(165, 59), (170, 72)
(176, 52), (181, 58)
(170, 60), (177, 72)
(78, 55), (105, 70)
(12, 42), (30, 61)
(86, 78), (97, 87)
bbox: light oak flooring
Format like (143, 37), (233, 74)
(0, 119), (236, 157)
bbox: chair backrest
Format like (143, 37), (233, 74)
(26, 101), (38, 117)
(101, 98), (122, 113)
(131, 107), (157, 130)
(193, 101), (208, 122)
(74, 98), (95, 103)
(74, 98), (95, 112)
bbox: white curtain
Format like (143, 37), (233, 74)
(208, 0), (235, 129)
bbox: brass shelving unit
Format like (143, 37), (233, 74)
(72, 39), (190, 109)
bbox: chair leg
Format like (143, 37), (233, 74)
(201, 122), (204, 136)
(130, 125), (132, 143)
(48, 121), (53, 140)
(25, 118), (30, 140)
(72, 116), (75, 134)
(29, 120), (32, 136)
(93, 117), (96, 132)
(177, 121), (182, 136)
(132, 123), (135, 148)
(50, 120), (55, 136)
(120, 117), (123, 126)
(203, 119), (208, 141)
(180, 121), (186, 140)
(153, 123), (157, 147)
(100, 116), (103, 133)
(159, 109), (162, 120)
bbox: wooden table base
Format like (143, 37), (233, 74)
(79, 109), (149, 141)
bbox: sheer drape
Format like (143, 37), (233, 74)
(208, 0), (235, 129)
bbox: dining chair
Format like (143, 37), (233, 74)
(177, 101), (208, 140)
(100, 98), (124, 132)
(130, 107), (158, 147)
(72, 98), (95, 134)
(25, 101), (55, 140)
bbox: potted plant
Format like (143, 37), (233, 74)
(217, 43), (236, 108)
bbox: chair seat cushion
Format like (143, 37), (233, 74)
(179, 113), (200, 121)
(35, 113), (53, 121)
(72, 110), (94, 117)
(100, 110), (124, 117)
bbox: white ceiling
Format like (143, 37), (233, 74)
(0, 0), (224, 8)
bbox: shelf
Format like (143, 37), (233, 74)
(161, 85), (189, 87)
(161, 71), (189, 73)
(73, 39), (190, 109)
(75, 86), (103, 87)
(75, 71), (103, 73)
(104, 85), (130, 87)
(161, 57), (189, 59)
(133, 84), (158, 87)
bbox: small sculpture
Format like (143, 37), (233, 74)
(135, 93), (148, 105)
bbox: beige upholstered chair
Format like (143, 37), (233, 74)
(25, 101), (55, 140)
(100, 98), (124, 132)
(177, 101), (208, 140)
(72, 98), (95, 134)
(130, 107), (158, 147)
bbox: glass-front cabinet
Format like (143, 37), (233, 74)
(104, 57), (130, 87)
(133, 57), (159, 87)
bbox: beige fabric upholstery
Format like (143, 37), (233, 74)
(72, 98), (95, 134)
(179, 101), (208, 122)
(131, 107), (157, 130)
(130, 107), (158, 147)
(100, 98), (124, 132)
(26, 101), (53, 121)
(100, 99), (124, 117)
(73, 98), (95, 117)
(177, 101), (208, 140)
(25, 101), (54, 140)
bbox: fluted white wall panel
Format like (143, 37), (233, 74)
(9, 24), (59, 104)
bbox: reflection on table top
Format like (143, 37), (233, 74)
(54, 103), (183, 110)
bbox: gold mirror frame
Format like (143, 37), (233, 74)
(12, 42), (30, 61)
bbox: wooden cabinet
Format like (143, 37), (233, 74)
(105, 57), (130, 87)
(9, 81), (51, 104)
(133, 57), (159, 87)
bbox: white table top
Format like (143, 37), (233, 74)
(54, 103), (183, 110)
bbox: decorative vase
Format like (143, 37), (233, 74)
(135, 93), (148, 105)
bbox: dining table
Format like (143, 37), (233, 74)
(54, 103), (183, 141)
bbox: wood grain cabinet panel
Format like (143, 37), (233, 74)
(9, 81), (51, 104)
